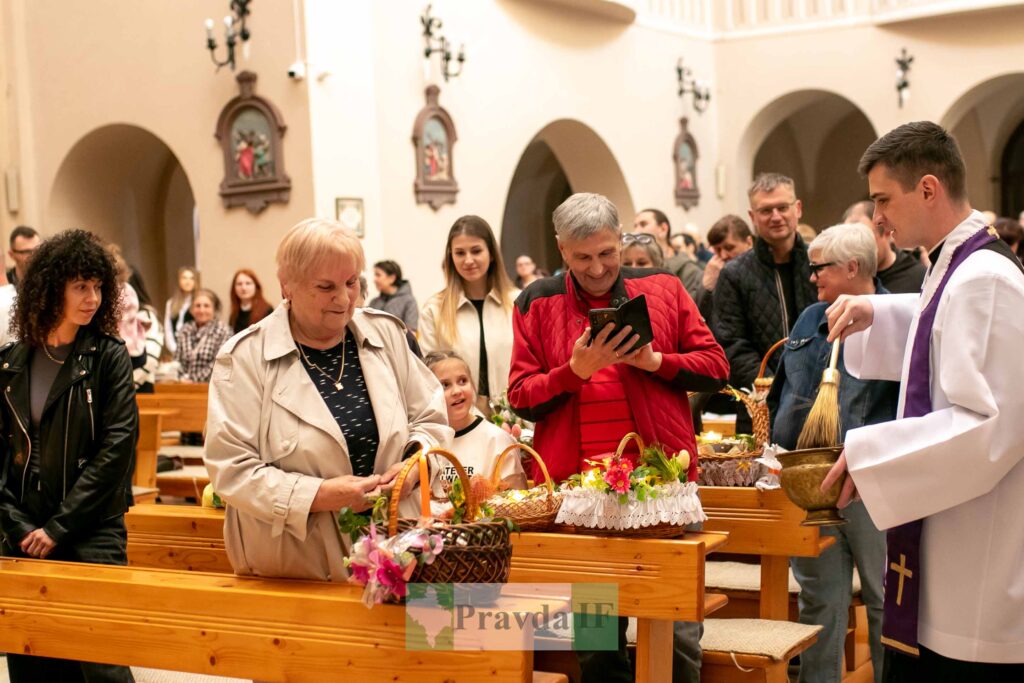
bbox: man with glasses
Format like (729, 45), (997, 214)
(713, 173), (816, 433)
(633, 208), (704, 304)
(7, 225), (39, 288)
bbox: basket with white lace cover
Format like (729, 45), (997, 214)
(555, 433), (706, 539)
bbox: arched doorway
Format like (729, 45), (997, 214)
(739, 90), (877, 230)
(48, 124), (197, 309)
(940, 73), (1024, 217)
(501, 119), (634, 276)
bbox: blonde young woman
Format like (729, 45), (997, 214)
(163, 266), (199, 354)
(419, 216), (519, 412)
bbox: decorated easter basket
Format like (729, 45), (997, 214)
(555, 432), (705, 539)
(698, 338), (784, 487)
(485, 443), (563, 532)
(387, 447), (512, 585)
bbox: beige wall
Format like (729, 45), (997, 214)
(3, 0), (316, 315)
(4, 0), (1024, 323)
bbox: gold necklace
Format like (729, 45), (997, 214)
(297, 335), (347, 391)
(42, 344), (65, 366)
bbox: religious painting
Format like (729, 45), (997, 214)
(412, 85), (458, 210)
(335, 197), (365, 238)
(215, 71), (291, 214)
(673, 118), (700, 210)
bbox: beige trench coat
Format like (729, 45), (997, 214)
(204, 303), (452, 581)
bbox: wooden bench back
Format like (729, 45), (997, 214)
(155, 382), (210, 394)
(0, 557), (531, 682)
(136, 392), (208, 434)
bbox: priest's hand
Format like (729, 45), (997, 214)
(825, 295), (874, 342)
(20, 529), (56, 559)
(821, 450), (859, 508)
(570, 324), (639, 380)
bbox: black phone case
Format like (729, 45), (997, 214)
(588, 294), (654, 354)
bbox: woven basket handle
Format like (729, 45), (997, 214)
(757, 337), (789, 380)
(614, 432), (646, 460)
(490, 443), (555, 498)
(387, 447), (476, 537)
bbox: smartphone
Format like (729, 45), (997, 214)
(587, 295), (654, 354)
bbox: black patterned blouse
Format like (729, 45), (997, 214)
(297, 331), (379, 478)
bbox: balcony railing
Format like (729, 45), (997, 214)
(638, 0), (1024, 38)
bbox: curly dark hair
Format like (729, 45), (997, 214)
(13, 229), (122, 346)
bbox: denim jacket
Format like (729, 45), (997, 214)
(767, 286), (900, 450)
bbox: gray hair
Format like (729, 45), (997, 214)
(747, 172), (795, 200)
(809, 223), (878, 278)
(553, 193), (620, 241)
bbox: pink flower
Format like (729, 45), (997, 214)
(348, 563), (370, 585)
(603, 459), (634, 494)
(376, 556), (409, 598)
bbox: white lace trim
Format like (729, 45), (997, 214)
(554, 481), (706, 530)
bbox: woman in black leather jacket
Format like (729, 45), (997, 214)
(0, 229), (137, 683)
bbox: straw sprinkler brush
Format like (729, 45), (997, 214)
(796, 339), (843, 449)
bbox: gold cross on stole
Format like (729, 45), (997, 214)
(890, 553), (913, 606)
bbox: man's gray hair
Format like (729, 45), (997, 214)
(809, 223), (878, 278)
(553, 193), (620, 241)
(747, 172), (796, 200)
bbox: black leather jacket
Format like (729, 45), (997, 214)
(0, 327), (138, 547)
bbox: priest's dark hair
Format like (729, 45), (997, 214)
(858, 121), (967, 203)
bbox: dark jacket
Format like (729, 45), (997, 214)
(368, 281), (419, 332)
(712, 236), (817, 389)
(665, 252), (705, 308)
(507, 268), (729, 483)
(878, 249), (926, 294)
(0, 328), (138, 548)
(767, 292), (899, 449)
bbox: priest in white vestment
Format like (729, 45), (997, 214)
(824, 122), (1024, 683)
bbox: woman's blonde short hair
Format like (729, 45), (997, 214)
(276, 218), (365, 284)
(809, 223), (878, 278)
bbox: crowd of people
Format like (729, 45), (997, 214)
(1, 120), (1022, 683)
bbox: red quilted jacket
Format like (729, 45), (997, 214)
(508, 269), (730, 483)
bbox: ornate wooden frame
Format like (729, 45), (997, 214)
(673, 117), (700, 210)
(214, 71), (291, 214)
(412, 85), (458, 210)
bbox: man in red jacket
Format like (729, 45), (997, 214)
(508, 192), (729, 683)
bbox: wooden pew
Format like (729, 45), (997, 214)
(136, 391), (207, 435)
(134, 407), (178, 490)
(0, 557), (543, 683)
(123, 504), (728, 683)
(700, 486), (834, 620)
(155, 381), (210, 395)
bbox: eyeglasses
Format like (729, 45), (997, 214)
(622, 233), (656, 246)
(753, 202), (796, 219)
(10, 248), (34, 256)
(808, 261), (836, 277)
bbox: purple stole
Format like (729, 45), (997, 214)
(881, 226), (997, 656)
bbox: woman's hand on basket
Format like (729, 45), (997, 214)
(379, 459), (419, 498)
(570, 324), (639, 380)
(310, 474), (382, 513)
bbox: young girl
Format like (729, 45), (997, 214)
(424, 351), (526, 502)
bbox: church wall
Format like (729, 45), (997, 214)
(716, 6), (1024, 218)
(4, 0), (316, 313)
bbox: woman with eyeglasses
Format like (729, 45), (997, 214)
(419, 216), (519, 413)
(767, 222), (896, 683)
(620, 232), (665, 269)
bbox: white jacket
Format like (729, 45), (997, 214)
(419, 287), (518, 403)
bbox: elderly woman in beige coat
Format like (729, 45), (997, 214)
(204, 219), (452, 581)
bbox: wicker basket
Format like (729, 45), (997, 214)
(387, 447), (512, 585)
(555, 432), (702, 539)
(698, 338), (786, 487)
(486, 443), (562, 532)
